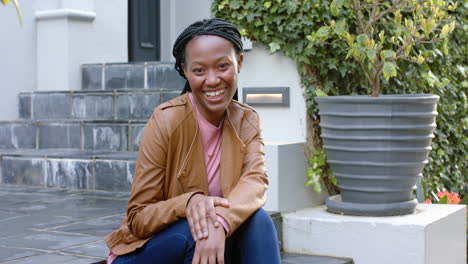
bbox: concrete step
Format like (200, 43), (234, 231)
(282, 205), (466, 264)
(81, 62), (185, 91)
(0, 120), (147, 151)
(19, 89), (180, 120)
(0, 149), (136, 192)
(281, 253), (353, 264)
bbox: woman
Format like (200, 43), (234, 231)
(105, 18), (281, 264)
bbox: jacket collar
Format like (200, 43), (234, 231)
(180, 93), (245, 195)
(178, 92), (245, 146)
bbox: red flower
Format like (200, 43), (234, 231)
(436, 191), (462, 204)
(424, 198), (432, 204)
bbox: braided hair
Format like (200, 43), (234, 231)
(172, 18), (243, 100)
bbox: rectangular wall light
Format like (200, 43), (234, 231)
(242, 87), (289, 107)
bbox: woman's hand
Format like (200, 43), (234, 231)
(192, 219), (226, 264)
(186, 194), (230, 241)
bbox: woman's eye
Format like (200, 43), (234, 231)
(192, 68), (204, 73)
(218, 63), (228, 69)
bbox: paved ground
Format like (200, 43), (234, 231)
(0, 185), (353, 264)
(0, 185), (127, 263)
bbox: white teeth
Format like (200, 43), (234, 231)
(205, 89), (225, 97)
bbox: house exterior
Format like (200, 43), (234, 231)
(0, 0), (326, 211)
(0, 0), (307, 142)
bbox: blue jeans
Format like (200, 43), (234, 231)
(112, 208), (281, 264)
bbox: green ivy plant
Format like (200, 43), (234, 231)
(212, 0), (467, 196)
(385, 3), (467, 196)
(305, 149), (339, 194)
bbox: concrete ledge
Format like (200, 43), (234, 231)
(36, 9), (96, 22)
(283, 204), (466, 264)
(263, 142), (328, 212)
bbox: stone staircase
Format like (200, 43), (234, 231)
(0, 62), (184, 192)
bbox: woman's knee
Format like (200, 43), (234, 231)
(230, 209), (281, 263)
(249, 208), (274, 228)
(237, 208), (277, 239)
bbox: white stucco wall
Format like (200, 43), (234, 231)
(68, 0), (127, 63)
(35, 0), (127, 66)
(0, 0), (36, 120)
(263, 142), (328, 212)
(36, 0), (127, 91)
(0, 0), (127, 119)
(239, 45), (307, 142)
(160, 0), (213, 61)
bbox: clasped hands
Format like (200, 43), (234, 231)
(186, 193), (230, 264)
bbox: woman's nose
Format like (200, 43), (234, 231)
(205, 71), (221, 86)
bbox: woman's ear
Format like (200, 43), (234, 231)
(237, 53), (244, 73)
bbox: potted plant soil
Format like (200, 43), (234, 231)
(309, 0), (457, 216)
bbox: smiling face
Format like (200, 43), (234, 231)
(182, 35), (243, 126)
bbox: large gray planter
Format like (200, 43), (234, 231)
(315, 94), (439, 216)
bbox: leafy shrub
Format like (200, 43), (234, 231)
(212, 0), (467, 196)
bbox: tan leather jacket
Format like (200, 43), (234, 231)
(104, 93), (268, 255)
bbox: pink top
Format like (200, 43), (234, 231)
(188, 93), (230, 233)
(107, 94), (230, 264)
(188, 93), (223, 197)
